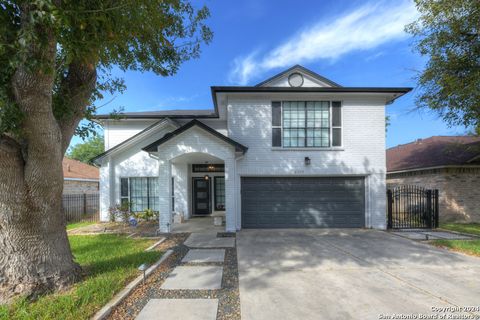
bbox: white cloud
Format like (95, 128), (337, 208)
(229, 0), (419, 85)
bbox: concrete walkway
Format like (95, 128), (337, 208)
(237, 229), (480, 320)
(136, 232), (234, 320)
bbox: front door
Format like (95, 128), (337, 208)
(193, 178), (210, 215)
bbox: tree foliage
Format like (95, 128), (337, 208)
(67, 134), (104, 163)
(0, 0), (212, 302)
(0, 0), (213, 140)
(406, 0), (480, 129)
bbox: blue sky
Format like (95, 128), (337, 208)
(71, 0), (468, 149)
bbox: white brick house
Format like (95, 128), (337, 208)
(92, 65), (411, 232)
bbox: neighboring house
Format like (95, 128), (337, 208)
(63, 157), (99, 194)
(387, 136), (480, 223)
(92, 65), (411, 232)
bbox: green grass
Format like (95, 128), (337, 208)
(431, 239), (480, 257)
(66, 221), (96, 230)
(0, 234), (161, 320)
(440, 223), (480, 236)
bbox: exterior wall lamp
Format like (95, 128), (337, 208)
(204, 175), (210, 181)
(304, 157), (311, 166)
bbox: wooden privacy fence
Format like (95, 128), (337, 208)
(387, 185), (439, 229)
(63, 193), (99, 223)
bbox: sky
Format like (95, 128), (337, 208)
(71, 0), (469, 150)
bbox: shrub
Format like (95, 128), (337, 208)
(108, 202), (133, 223)
(142, 208), (155, 221)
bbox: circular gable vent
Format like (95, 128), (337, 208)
(288, 72), (304, 87)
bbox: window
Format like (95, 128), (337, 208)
(214, 176), (225, 211)
(192, 164), (225, 172)
(120, 177), (159, 212)
(272, 101), (342, 148)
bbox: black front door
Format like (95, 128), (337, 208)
(193, 178), (210, 215)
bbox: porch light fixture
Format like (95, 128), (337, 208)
(304, 157), (311, 166)
(204, 175), (210, 181)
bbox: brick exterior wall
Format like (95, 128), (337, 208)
(64, 180), (99, 194)
(387, 167), (480, 223)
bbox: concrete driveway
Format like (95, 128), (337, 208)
(237, 229), (480, 320)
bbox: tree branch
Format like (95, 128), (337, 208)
(56, 62), (97, 154)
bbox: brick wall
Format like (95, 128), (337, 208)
(64, 180), (99, 194)
(387, 167), (480, 223)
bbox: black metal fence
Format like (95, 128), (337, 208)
(63, 193), (99, 223)
(387, 185), (439, 229)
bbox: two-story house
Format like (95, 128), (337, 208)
(92, 65), (411, 232)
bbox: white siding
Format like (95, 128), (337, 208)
(265, 73), (331, 87)
(99, 94), (388, 230)
(99, 124), (175, 221)
(155, 127), (237, 232)
(104, 120), (157, 149)
(227, 96), (387, 229)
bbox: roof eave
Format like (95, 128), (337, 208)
(211, 86), (413, 110)
(387, 164), (480, 174)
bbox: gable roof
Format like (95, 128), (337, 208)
(255, 64), (342, 87)
(91, 118), (180, 165)
(63, 157), (99, 180)
(143, 119), (248, 153)
(387, 136), (480, 172)
(94, 65), (412, 121)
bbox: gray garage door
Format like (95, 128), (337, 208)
(241, 177), (365, 228)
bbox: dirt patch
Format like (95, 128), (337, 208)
(68, 221), (159, 237)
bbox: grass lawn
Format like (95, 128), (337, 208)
(431, 239), (480, 257)
(66, 221), (96, 230)
(440, 223), (480, 236)
(0, 234), (162, 320)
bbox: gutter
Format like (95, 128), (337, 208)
(211, 86), (412, 111)
(387, 164), (480, 175)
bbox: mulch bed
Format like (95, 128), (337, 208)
(107, 233), (241, 320)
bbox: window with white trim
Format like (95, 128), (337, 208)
(120, 177), (159, 212)
(272, 101), (342, 148)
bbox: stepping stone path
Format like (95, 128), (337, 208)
(136, 299), (218, 320)
(161, 266), (223, 290)
(182, 249), (226, 263)
(184, 232), (235, 248)
(135, 232), (235, 320)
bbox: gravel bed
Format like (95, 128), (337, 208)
(107, 233), (240, 320)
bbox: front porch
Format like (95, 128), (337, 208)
(141, 120), (248, 233)
(171, 216), (225, 233)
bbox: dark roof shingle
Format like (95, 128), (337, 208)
(387, 136), (480, 172)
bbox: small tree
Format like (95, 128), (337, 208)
(67, 134), (104, 163)
(0, 0), (212, 302)
(406, 0), (480, 129)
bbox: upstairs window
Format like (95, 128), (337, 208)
(272, 101), (342, 148)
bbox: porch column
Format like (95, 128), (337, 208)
(158, 159), (172, 233)
(224, 157), (236, 232)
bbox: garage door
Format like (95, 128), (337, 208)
(241, 177), (365, 228)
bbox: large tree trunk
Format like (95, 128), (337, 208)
(0, 140), (81, 302)
(0, 11), (96, 301)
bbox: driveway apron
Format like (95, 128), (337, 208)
(237, 229), (480, 320)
